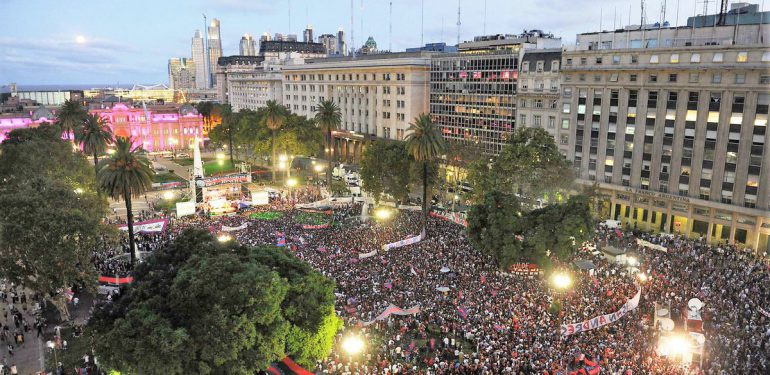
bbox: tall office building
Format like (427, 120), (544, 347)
(168, 57), (196, 91)
(562, 3), (770, 251)
(429, 31), (560, 155)
(208, 18), (223, 87)
(191, 30), (209, 89)
(337, 28), (347, 56)
(318, 34), (338, 55)
(303, 25), (314, 43)
(240, 34), (257, 56)
(516, 49), (566, 154)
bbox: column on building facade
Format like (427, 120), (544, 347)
(706, 209), (714, 243)
(729, 215), (738, 245)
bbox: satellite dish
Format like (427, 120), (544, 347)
(658, 318), (675, 332)
(688, 298), (704, 311)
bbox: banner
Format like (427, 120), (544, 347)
(118, 219), (167, 233)
(636, 238), (668, 252)
(358, 249), (378, 259)
(301, 223), (331, 229)
(430, 211), (467, 227)
(561, 288), (642, 336)
(382, 229), (426, 251)
(361, 304), (421, 326)
(98, 276), (134, 284)
(222, 222), (248, 231)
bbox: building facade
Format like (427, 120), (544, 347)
(215, 56), (284, 112)
(318, 34), (338, 55)
(259, 40), (327, 59)
(168, 57), (196, 91)
(281, 52), (431, 161)
(303, 26), (314, 43)
(208, 18), (223, 87)
(192, 30), (209, 89)
(516, 49), (567, 154)
(239, 34), (257, 56)
(562, 18), (770, 251)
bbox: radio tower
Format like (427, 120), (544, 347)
(389, 2), (393, 51)
(456, 0), (462, 46)
(351, 0), (355, 58)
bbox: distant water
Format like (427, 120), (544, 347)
(10, 84), (148, 91)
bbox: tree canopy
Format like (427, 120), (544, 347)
(89, 229), (341, 374)
(360, 140), (411, 203)
(467, 192), (593, 269)
(467, 127), (573, 204)
(0, 124), (107, 298)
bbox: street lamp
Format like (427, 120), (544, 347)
(314, 164), (324, 184)
(637, 272), (648, 282)
(374, 207), (392, 220)
(163, 191), (176, 200)
(217, 234), (232, 243)
(286, 178), (298, 204)
(341, 335), (364, 356)
(551, 272), (572, 291)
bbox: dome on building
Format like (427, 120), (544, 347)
(179, 104), (199, 116)
(364, 36), (377, 49)
(32, 106), (54, 121)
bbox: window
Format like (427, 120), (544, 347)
(551, 61), (560, 71)
(580, 57), (587, 65)
(689, 73), (700, 83)
(609, 73), (619, 82)
(562, 119), (570, 129)
(631, 55), (639, 63)
(650, 55), (659, 64)
(735, 73), (746, 84)
(713, 53), (723, 62)
(670, 54), (679, 63)
(712, 73), (721, 84)
(649, 74), (658, 82)
(630, 74), (638, 82)
(562, 103), (571, 113)
(548, 116), (556, 129)
(668, 74), (678, 82)
(761, 75), (770, 85)
(566, 58), (573, 66)
(519, 114), (527, 126)
(736, 51), (748, 63)
(763, 52), (770, 62)
(596, 57), (603, 64)
(690, 53), (701, 63)
(533, 115), (542, 127)
(522, 62), (530, 72)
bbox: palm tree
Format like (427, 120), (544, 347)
(264, 100), (287, 182)
(57, 99), (87, 140)
(314, 100), (341, 187)
(75, 113), (114, 176)
(97, 137), (154, 267)
(404, 114), (446, 229)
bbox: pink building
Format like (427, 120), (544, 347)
(0, 103), (204, 152)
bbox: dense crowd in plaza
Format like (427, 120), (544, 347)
(87, 194), (770, 375)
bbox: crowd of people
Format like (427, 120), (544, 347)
(88, 197), (770, 374)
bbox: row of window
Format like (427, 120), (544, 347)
(565, 72), (769, 85)
(566, 51), (770, 66)
(285, 72), (411, 82)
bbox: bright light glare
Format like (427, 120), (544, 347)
(73, 188), (84, 194)
(375, 208), (391, 220)
(279, 154), (288, 162)
(216, 153), (225, 160)
(75, 35), (86, 44)
(661, 335), (689, 357)
(627, 256), (638, 266)
(163, 191), (175, 200)
(278, 161), (287, 170)
(217, 234), (232, 243)
(551, 272), (572, 290)
(314, 165), (323, 172)
(286, 178), (298, 187)
(106, 148), (115, 155)
(341, 335), (364, 355)
(637, 272), (648, 282)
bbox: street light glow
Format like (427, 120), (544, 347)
(660, 334), (689, 357)
(637, 272), (648, 282)
(73, 188), (84, 194)
(279, 154), (288, 162)
(106, 148), (115, 155)
(341, 335), (364, 355)
(217, 234), (232, 243)
(314, 165), (324, 172)
(216, 153), (225, 160)
(627, 256), (638, 266)
(163, 191), (175, 200)
(286, 178), (298, 187)
(374, 208), (392, 220)
(551, 272), (572, 290)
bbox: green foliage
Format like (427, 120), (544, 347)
(360, 140), (411, 203)
(90, 229), (341, 374)
(0, 124), (107, 296)
(314, 100), (342, 186)
(468, 127), (573, 204)
(467, 192), (593, 269)
(56, 98), (88, 135)
(330, 180), (349, 196)
(404, 114), (447, 224)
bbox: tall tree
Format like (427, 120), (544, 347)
(360, 140), (412, 203)
(56, 99), (87, 139)
(264, 100), (287, 182)
(89, 229), (341, 374)
(75, 113), (114, 176)
(196, 101), (214, 132)
(97, 137), (154, 267)
(0, 124), (107, 319)
(404, 114), (446, 227)
(219, 104), (235, 162)
(314, 100), (341, 187)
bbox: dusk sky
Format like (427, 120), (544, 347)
(1, 0), (717, 86)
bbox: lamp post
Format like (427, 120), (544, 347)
(314, 164), (324, 185)
(286, 178), (298, 204)
(46, 341), (58, 371)
(168, 137), (178, 159)
(374, 207), (392, 221)
(341, 334), (365, 365)
(550, 271), (572, 371)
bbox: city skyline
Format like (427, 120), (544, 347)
(0, 0), (723, 85)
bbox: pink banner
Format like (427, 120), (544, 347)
(561, 288), (642, 336)
(382, 229), (425, 251)
(118, 219), (168, 233)
(361, 304), (421, 326)
(301, 223), (331, 229)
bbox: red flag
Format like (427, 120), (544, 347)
(480, 275), (486, 284)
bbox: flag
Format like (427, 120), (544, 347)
(429, 338), (435, 349)
(276, 236), (286, 247)
(457, 306), (468, 319)
(480, 275), (486, 284)
(384, 282), (393, 289)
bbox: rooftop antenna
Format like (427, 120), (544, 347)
(360, 0), (364, 47)
(661, 0), (667, 27)
(288, 0), (292, 33)
(718, 0), (728, 25)
(700, 0), (711, 16)
(421, 0), (425, 46)
(483, 0), (487, 35)
(351, 0), (355, 57)
(389, 1), (393, 51)
(641, 0), (646, 26)
(456, 0), (461, 46)
(676, 0), (681, 26)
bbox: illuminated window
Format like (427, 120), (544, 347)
(690, 53), (701, 63)
(713, 53), (723, 62)
(736, 52), (748, 63)
(763, 52), (770, 62)
(670, 54), (679, 63)
(650, 55), (659, 64)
